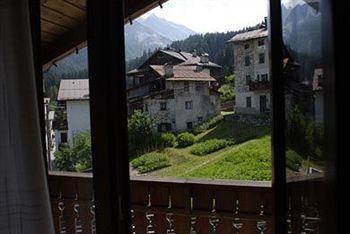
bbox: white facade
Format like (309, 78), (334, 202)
(66, 100), (91, 145)
(144, 81), (220, 132)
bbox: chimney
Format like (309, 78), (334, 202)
(195, 65), (203, 72)
(200, 53), (209, 64)
(192, 50), (198, 57)
(164, 63), (174, 77)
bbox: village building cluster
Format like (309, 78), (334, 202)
(50, 20), (324, 152)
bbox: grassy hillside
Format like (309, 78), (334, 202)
(131, 119), (273, 181)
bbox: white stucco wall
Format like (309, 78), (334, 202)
(144, 81), (220, 132)
(66, 100), (91, 146)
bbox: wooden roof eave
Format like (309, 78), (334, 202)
(41, 0), (168, 69)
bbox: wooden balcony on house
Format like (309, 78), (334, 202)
(248, 80), (271, 91)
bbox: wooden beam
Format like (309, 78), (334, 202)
(87, 0), (131, 232)
(41, 0), (168, 66)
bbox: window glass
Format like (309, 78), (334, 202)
(245, 56), (251, 66)
(246, 96), (252, 107)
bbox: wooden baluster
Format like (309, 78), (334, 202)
(209, 197), (219, 234)
(301, 196), (307, 234)
(58, 191), (67, 234)
(232, 199), (243, 234)
(74, 193), (83, 234)
(131, 209), (136, 234)
(301, 196), (320, 234)
(90, 197), (96, 234)
(189, 196), (197, 234)
(146, 191), (155, 234)
(287, 197), (293, 234)
(166, 190), (175, 234)
(256, 201), (268, 234)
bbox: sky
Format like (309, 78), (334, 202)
(141, 0), (269, 33)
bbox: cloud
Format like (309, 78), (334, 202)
(141, 0), (268, 33)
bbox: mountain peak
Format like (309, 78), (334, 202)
(148, 13), (158, 19)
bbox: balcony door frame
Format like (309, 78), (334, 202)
(26, 0), (342, 233)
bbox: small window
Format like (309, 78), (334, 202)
(261, 74), (268, 81)
(246, 97), (252, 108)
(245, 56), (251, 66)
(198, 117), (203, 123)
(160, 102), (167, 111)
(244, 44), (250, 49)
(61, 132), (67, 143)
(144, 104), (149, 112)
(258, 39), (265, 46)
(246, 75), (251, 84)
(259, 53), (265, 64)
(187, 122), (193, 130)
(195, 83), (201, 91)
(257, 74), (261, 81)
(185, 101), (193, 110)
(158, 123), (172, 133)
(184, 81), (190, 91)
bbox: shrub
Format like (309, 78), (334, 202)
(286, 150), (303, 172)
(54, 133), (92, 172)
(160, 133), (177, 148)
(192, 115), (224, 135)
(128, 110), (157, 156)
(191, 139), (232, 156)
(219, 84), (235, 102)
(131, 153), (170, 173)
(177, 132), (195, 148)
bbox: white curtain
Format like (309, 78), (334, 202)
(0, 0), (54, 233)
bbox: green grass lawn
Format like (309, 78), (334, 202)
(131, 120), (273, 181)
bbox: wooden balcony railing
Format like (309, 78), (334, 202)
(48, 171), (274, 233)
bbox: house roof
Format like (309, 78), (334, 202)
(161, 49), (222, 68)
(227, 28), (268, 43)
(58, 79), (89, 101)
(150, 65), (216, 81)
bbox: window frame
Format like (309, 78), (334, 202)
(246, 96), (252, 108)
(259, 53), (265, 64)
(160, 102), (167, 111)
(185, 101), (193, 110)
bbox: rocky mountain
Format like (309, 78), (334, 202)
(124, 20), (172, 61)
(138, 14), (196, 41)
(282, 2), (322, 79)
(125, 14), (196, 60)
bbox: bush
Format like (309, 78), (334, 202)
(54, 133), (92, 172)
(128, 110), (157, 156)
(131, 153), (171, 173)
(286, 150), (303, 172)
(177, 132), (196, 148)
(192, 115), (224, 135)
(219, 84), (235, 102)
(191, 139), (232, 156)
(160, 133), (177, 148)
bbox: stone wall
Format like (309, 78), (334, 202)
(232, 37), (270, 114)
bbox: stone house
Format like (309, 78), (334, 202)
(227, 27), (270, 114)
(55, 79), (90, 147)
(126, 49), (222, 132)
